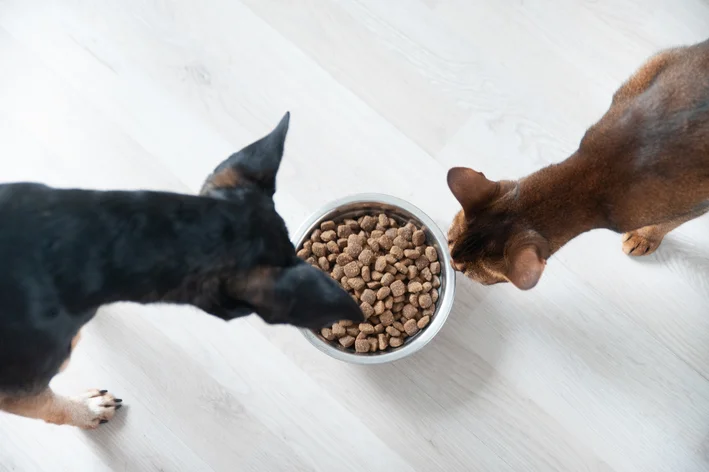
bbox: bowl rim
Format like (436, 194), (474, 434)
(292, 193), (456, 364)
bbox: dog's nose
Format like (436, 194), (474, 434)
(452, 260), (466, 272)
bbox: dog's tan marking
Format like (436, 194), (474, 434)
(59, 330), (82, 373)
(200, 168), (242, 195)
(0, 388), (119, 429)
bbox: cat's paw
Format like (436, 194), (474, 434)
(622, 230), (662, 256)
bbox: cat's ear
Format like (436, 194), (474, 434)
(505, 236), (549, 290)
(446, 167), (500, 216)
(201, 112), (290, 197)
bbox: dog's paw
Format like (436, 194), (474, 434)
(68, 389), (122, 429)
(622, 230), (662, 256)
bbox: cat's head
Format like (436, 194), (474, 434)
(446, 167), (550, 290)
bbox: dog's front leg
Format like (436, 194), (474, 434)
(0, 388), (121, 429)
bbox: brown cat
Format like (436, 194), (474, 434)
(447, 39), (709, 290)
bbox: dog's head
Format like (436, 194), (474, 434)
(200, 113), (363, 329)
(446, 167), (549, 290)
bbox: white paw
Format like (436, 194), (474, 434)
(68, 389), (122, 429)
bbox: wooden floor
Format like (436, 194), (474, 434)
(1, 0), (709, 470)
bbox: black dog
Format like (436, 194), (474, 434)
(0, 113), (362, 428)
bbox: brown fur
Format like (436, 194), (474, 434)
(447, 39), (709, 289)
(199, 167), (242, 195)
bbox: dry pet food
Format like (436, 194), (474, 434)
(297, 213), (441, 353)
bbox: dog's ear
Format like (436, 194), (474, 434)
(227, 261), (364, 329)
(505, 233), (549, 290)
(201, 112), (290, 196)
(447, 167), (500, 217)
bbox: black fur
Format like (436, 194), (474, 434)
(0, 112), (362, 395)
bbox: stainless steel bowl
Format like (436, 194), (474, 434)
(292, 193), (456, 364)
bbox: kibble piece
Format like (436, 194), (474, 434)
(384, 296), (394, 309)
(359, 323), (375, 335)
(396, 226), (411, 241)
(326, 241), (340, 255)
(432, 275), (441, 288)
(346, 242), (363, 259)
(393, 295), (406, 303)
(367, 239), (380, 252)
(366, 281), (382, 290)
(360, 215), (377, 231)
(343, 261), (360, 278)
(425, 246), (438, 262)
(340, 276), (349, 289)
(337, 224), (352, 239)
(371, 270), (384, 281)
(344, 219), (360, 232)
(376, 286), (391, 300)
(415, 256), (429, 270)
(404, 319), (420, 336)
(339, 335), (356, 348)
(321, 327), (336, 341)
(327, 254), (338, 264)
(368, 337), (379, 352)
(336, 253), (353, 266)
(312, 242), (327, 257)
(389, 337), (404, 348)
(374, 300), (385, 315)
(321, 230), (337, 242)
(418, 293), (433, 309)
(402, 304), (418, 319)
(360, 302), (374, 318)
(422, 307), (435, 317)
(417, 315), (431, 329)
(356, 331), (367, 340)
(408, 294), (419, 308)
(390, 246), (404, 259)
(431, 289), (439, 303)
(422, 281), (433, 293)
(378, 214), (389, 228)
(320, 220), (336, 232)
(385, 254), (398, 265)
(332, 324), (346, 337)
(348, 277), (365, 291)
(373, 256), (387, 272)
(337, 238), (348, 250)
(408, 281), (423, 293)
(297, 248), (310, 259)
(392, 302), (404, 313)
(346, 327), (360, 337)
(311, 229), (322, 242)
(430, 261), (441, 275)
(361, 266), (371, 282)
(339, 320), (354, 327)
(318, 257), (330, 271)
(412, 230), (426, 246)
(385, 265), (398, 275)
(373, 323), (384, 333)
(381, 273), (395, 286)
(378, 333), (388, 350)
(355, 338), (370, 353)
(380, 311), (395, 326)
(407, 265), (419, 279)
(421, 267), (432, 282)
(394, 262), (408, 274)
(357, 232), (368, 246)
(358, 249), (374, 265)
(378, 235), (393, 250)
(361, 289), (377, 305)
(385, 228), (398, 239)
(404, 248), (421, 259)
(386, 326), (401, 337)
(390, 280), (406, 297)
(393, 235), (409, 249)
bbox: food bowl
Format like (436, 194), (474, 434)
(292, 193), (456, 364)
